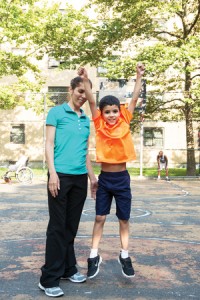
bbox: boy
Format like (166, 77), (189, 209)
(78, 63), (145, 279)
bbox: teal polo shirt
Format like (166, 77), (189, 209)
(46, 102), (90, 175)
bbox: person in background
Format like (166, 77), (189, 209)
(3, 150), (28, 183)
(7, 150), (28, 172)
(78, 63), (145, 279)
(38, 75), (98, 298)
(157, 150), (169, 180)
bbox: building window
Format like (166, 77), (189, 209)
(48, 57), (65, 68)
(48, 58), (60, 68)
(48, 86), (69, 106)
(12, 48), (26, 56)
(144, 127), (164, 147)
(10, 124), (25, 144)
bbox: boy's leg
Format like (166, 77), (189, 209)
(118, 219), (135, 278)
(114, 171), (134, 277)
(119, 219), (129, 251)
(91, 215), (106, 250)
(87, 215), (105, 278)
(87, 171), (112, 279)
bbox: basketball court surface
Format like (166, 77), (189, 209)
(0, 177), (199, 299)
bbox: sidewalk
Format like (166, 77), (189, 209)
(0, 177), (200, 300)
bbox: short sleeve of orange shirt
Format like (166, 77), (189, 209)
(92, 104), (136, 163)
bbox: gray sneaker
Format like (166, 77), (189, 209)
(63, 272), (86, 283)
(38, 282), (64, 297)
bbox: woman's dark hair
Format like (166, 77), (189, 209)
(70, 76), (92, 89)
(99, 95), (120, 111)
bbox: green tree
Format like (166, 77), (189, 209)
(0, 0), (49, 109)
(0, 0), (90, 111)
(1, 0), (199, 174)
(52, 0), (199, 176)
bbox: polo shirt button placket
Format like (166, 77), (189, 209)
(78, 119), (81, 130)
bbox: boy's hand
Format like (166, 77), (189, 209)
(78, 67), (88, 79)
(136, 62), (145, 77)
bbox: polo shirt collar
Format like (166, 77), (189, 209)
(62, 102), (86, 117)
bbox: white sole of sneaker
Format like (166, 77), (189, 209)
(88, 256), (103, 279)
(38, 282), (45, 291)
(38, 282), (64, 297)
(118, 258), (135, 278)
(66, 277), (86, 283)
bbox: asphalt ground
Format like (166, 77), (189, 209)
(0, 176), (200, 300)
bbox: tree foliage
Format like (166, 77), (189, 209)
(72, 0), (199, 175)
(1, 0), (200, 174)
(0, 0), (89, 109)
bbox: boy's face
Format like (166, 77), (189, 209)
(101, 105), (120, 125)
(69, 82), (87, 110)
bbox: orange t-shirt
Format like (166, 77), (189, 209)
(93, 105), (136, 163)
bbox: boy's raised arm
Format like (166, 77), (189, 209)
(78, 67), (98, 119)
(128, 62), (145, 114)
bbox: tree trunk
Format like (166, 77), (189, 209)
(184, 61), (196, 176)
(185, 103), (196, 176)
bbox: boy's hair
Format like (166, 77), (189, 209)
(70, 76), (92, 89)
(99, 95), (120, 111)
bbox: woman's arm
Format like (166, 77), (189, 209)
(86, 153), (98, 199)
(78, 67), (99, 119)
(45, 125), (60, 198)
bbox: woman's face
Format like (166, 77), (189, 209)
(69, 82), (87, 111)
(101, 104), (120, 125)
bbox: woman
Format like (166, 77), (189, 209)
(39, 76), (97, 298)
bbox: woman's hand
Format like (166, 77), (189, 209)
(48, 172), (60, 198)
(90, 177), (98, 200)
(78, 66), (88, 79)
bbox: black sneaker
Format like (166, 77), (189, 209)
(118, 254), (135, 278)
(87, 255), (102, 279)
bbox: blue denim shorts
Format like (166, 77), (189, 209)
(96, 170), (132, 220)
